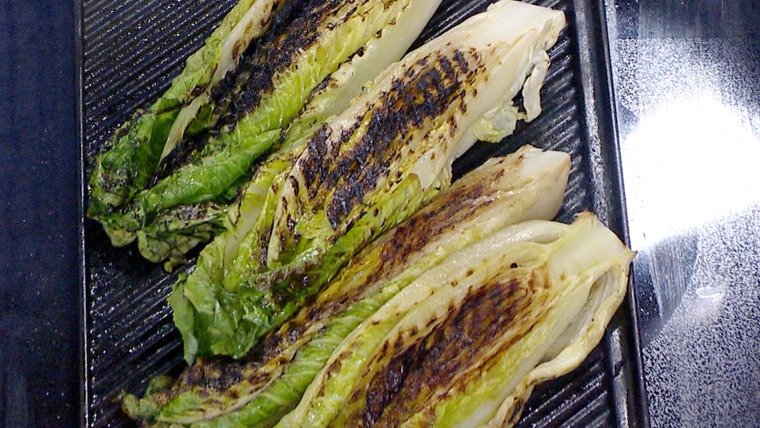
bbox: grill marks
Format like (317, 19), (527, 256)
(326, 56), (457, 229)
(378, 178), (493, 274)
(295, 48), (482, 232)
(129, 159), (542, 422)
(138, 311), (316, 420)
(140, 356), (252, 412)
(124, 20), (509, 424)
(258, 48), (487, 344)
(354, 276), (541, 426)
(301, 125), (333, 199)
(263, 48), (484, 294)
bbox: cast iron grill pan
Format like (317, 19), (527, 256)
(80, 0), (648, 426)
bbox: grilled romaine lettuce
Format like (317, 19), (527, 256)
(171, 0), (567, 362)
(123, 145), (571, 426)
(280, 212), (634, 428)
(135, 0), (444, 268)
(88, 0), (281, 221)
(90, 0), (442, 255)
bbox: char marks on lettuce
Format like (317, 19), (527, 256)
(356, 277), (531, 426)
(294, 49), (483, 230)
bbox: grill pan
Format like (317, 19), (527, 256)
(79, 0), (649, 426)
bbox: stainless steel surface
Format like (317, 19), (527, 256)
(606, 1), (760, 425)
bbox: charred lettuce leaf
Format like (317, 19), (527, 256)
(123, 145), (570, 426)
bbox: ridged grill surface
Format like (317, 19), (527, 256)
(81, 0), (636, 427)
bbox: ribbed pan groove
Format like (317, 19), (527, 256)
(80, 0), (642, 427)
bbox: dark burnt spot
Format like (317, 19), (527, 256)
(150, 0), (331, 186)
(153, 203), (220, 226)
(243, 318), (309, 366)
(340, 121), (360, 145)
(204, 367), (243, 391)
(255, 226), (272, 268)
(437, 56), (458, 83)
(189, 83), (207, 99)
(110, 117), (134, 145)
(510, 398), (525, 423)
(324, 355), (344, 381)
(363, 347), (413, 427)
(154, 389), (184, 409)
(224, 389), (241, 400)
(308, 126), (329, 158)
(289, 175), (300, 197)
(339, 4), (359, 24)
(362, 278), (532, 426)
(528, 269), (551, 291)
(179, 364), (204, 386)
(311, 74), (333, 94)
(174, 357), (249, 396)
(302, 125), (332, 197)
(393, 339), (404, 352)
(307, 304), (321, 322)
(231, 39), (246, 63)
(151, 134), (210, 184)
(452, 50), (470, 74)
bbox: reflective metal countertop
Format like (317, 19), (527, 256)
(606, 0), (760, 425)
